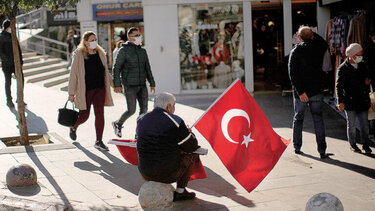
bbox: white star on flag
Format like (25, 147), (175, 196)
(241, 132), (254, 148)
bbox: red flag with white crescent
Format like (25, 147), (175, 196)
(193, 79), (290, 192)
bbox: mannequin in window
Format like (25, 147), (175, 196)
(232, 60), (244, 80)
(213, 61), (231, 89)
(232, 22), (244, 60)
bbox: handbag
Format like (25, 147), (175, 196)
(58, 100), (79, 127)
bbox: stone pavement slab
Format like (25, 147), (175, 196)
(0, 74), (374, 210)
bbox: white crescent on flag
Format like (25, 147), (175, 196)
(221, 109), (253, 147)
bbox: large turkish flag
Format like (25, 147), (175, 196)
(193, 79), (290, 192)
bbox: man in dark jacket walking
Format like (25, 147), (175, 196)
(112, 27), (155, 137)
(336, 43), (373, 154)
(288, 26), (330, 159)
(136, 92), (201, 201)
(0, 19), (24, 108)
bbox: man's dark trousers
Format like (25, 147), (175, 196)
(293, 93), (327, 154)
(140, 153), (199, 188)
(117, 84), (148, 126)
(2, 64), (24, 102)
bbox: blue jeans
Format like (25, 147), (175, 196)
(117, 85), (148, 126)
(293, 93), (327, 154)
(345, 110), (370, 147)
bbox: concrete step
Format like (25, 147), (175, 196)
(23, 62), (68, 77)
(27, 69), (69, 83)
(23, 58), (62, 70)
(44, 77), (69, 88)
(22, 52), (37, 58)
(23, 55), (49, 64)
(60, 86), (68, 92)
(0, 52), (38, 66)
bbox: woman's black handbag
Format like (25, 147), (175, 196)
(58, 100), (79, 127)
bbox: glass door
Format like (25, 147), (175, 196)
(251, 1), (284, 92)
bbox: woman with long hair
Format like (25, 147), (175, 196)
(68, 31), (114, 150)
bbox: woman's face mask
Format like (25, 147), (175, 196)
(6, 28), (11, 33)
(89, 41), (97, 49)
(353, 55), (363, 63)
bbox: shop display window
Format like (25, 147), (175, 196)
(178, 3), (245, 90)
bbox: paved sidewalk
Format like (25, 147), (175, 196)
(0, 75), (374, 210)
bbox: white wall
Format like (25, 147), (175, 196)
(283, 0), (293, 56)
(317, 4), (330, 38)
(243, 1), (254, 92)
(143, 4), (181, 94)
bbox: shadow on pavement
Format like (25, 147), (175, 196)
(300, 153), (375, 179)
(189, 167), (254, 208)
(173, 197), (229, 210)
(254, 95), (348, 141)
(9, 107), (48, 134)
(7, 184), (40, 196)
(73, 142), (144, 195)
(25, 148), (72, 208)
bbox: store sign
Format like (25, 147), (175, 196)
(47, 8), (77, 26)
(92, 2), (143, 21)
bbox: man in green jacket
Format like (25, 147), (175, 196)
(112, 27), (156, 138)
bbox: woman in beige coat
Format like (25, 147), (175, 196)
(68, 31), (114, 150)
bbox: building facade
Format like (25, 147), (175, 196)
(77, 0), (331, 94)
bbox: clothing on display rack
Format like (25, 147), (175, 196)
(347, 12), (366, 46)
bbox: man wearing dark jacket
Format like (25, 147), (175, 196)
(0, 19), (24, 108)
(336, 43), (373, 154)
(288, 26), (329, 159)
(112, 27), (155, 137)
(136, 92), (200, 201)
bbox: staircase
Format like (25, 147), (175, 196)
(14, 7), (71, 92)
(22, 52), (70, 91)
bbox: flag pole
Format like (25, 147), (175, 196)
(192, 79), (241, 128)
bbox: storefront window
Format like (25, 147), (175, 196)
(178, 3), (245, 91)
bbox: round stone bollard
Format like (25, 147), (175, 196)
(306, 192), (344, 211)
(6, 163), (37, 187)
(138, 181), (174, 210)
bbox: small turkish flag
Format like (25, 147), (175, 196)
(193, 79), (290, 192)
(108, 139), (207, 181)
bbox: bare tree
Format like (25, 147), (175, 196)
(0, 0), (79, 145)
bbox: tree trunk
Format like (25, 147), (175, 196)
(9, 17), (29, 146)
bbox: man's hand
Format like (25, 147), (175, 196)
(68, 95), (75, 102)
(365, 78), (371, 85)
(114, 87), (123, 93)
(299, 93), (309, 102)
(338, 103), (345, 112)
(150, 87), (155, 94)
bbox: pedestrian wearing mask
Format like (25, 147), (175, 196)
(336, 43), (373, 154)
(68, 31), (114, 150)
(112, 27), (155, 138)
(0, 19), (24, 108)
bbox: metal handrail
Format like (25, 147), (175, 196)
(18, 30), (70, 60)
(16, 6), (70, 60)
(16, 8), (43, 19)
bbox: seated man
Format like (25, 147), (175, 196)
(136, 92), (200, 201)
